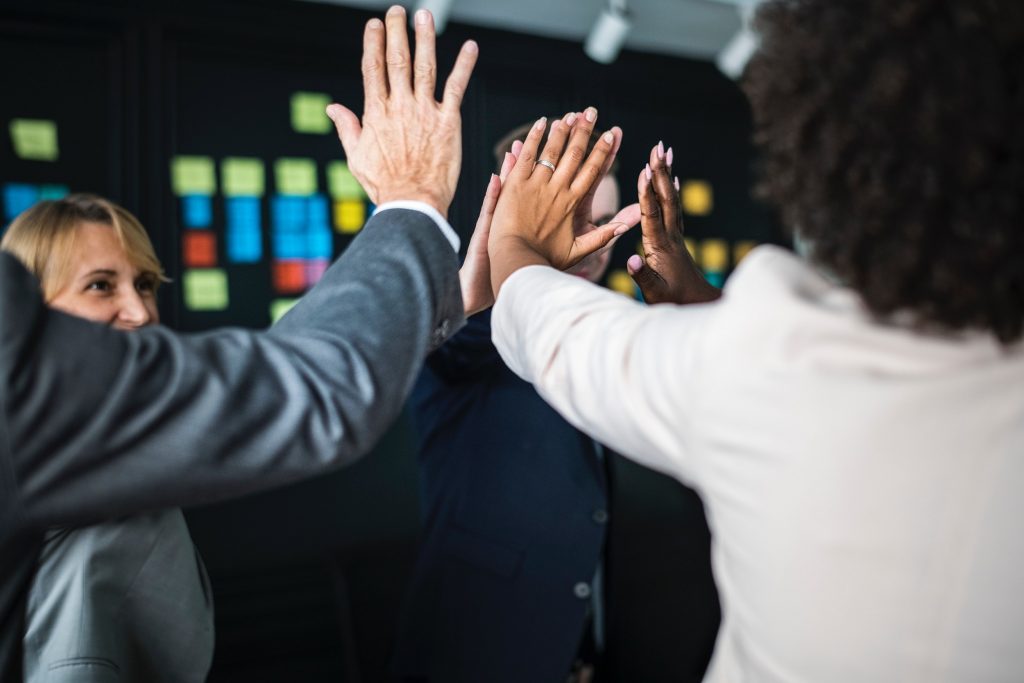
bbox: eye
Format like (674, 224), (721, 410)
(85, 279), (113, 293)
(136, 276), (158, 296)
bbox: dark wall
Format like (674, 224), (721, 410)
(1, 1), (778, 680)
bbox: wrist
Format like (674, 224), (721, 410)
(376, 190), (450, 219)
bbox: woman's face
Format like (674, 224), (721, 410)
(48, 221), (160, 330)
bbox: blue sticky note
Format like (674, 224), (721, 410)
(227, 227), (262, 263)
(272, 228), (307, 260)
(307, 226), (334, 260)
(226, 197), (261, 232)
(182, 195), (212, 229)
(271, 195), (307, 231)
(3, 183), (39, 221)
(308, 195), (329, 230)
(38, 184), (69, 201)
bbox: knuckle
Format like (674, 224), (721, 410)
(566, 146), (585, 164)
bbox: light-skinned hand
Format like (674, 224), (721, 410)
(325, 6), (478, 218)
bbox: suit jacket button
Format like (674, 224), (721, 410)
(592, 509), (609, 525)
(574, 582), (592, 600)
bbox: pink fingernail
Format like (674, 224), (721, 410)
(565, 112), (577, 125)
(585, 107), (597, 123)
(666, 146), (674, 167)
(534, 116), (547, 130)
(657, 141), (665, 160)
(674, 176), (681, 191)
(415, 9), (429, 24)
(645, 163), (652, 181)
(602, 131), (614, 144)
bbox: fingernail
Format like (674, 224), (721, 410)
(464, 40), (479, 54)
(645, 163), (652, 181)
(368, 17), (383, 29)
(415, 9), (429, 24)
(550, 120), (561, 133)
(585, 107), (597, 123)
(602, 131), (614, 144)
(666, 146), (674, 167)
(534, 116), (547, 130)
(565, 112), (578, 126)
(657, 141), (665, 160)
(674, 176), (681, 191)
(325, 104), (337, 120)
(387, 5), (404, 17)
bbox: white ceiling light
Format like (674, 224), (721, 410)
(584, 0), (632, 64)
(414, 0), (455, 34)
(714, 1), (761, 79)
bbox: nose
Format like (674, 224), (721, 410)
(115, 290), (153, 329)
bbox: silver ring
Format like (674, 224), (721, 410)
(536, 159), (557, 172)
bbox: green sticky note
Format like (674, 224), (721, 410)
(269, 298), (300, 325)
(38, 184), (69, 200)
(326, 161), (367, 200)
(222, 157), (265, 197)
(183, 269), (229, 311)
(290, 92), (333, 134)
(275, 158), (317, 195)
(171, 156), (216, 196)
(10, 119), (59, 161)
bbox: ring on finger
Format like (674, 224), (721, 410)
(536, 159), (556, 172)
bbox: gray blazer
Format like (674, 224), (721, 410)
(0, 209), (463, 680)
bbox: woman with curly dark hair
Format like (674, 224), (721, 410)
(482, 0), (1024, 681)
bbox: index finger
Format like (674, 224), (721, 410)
(441, 41), (479, 115)
(362, 18), (387, 107)
(569, 127), (617, 196)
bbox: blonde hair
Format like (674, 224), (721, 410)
(0, 193), (167, 301)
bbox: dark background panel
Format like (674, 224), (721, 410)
(0, 1), (782, 681)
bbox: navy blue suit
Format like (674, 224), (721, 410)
(393, 310), (607, 682)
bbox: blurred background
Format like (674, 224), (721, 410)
(0, 0), (782, 680)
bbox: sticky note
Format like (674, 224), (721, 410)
(684, 238), (697, 263)
(183, 231), (218, 268)
(226, 196), (261, 231)
(226, 197), (263, 263)
(326, 161), (367, 200)
(734, 240), (758, 265)
(305, 259), (330, 286)
(38, 184), (68, 200)
(701, 239), (730, 272)
(182, 195), (212, 228)
(270, 298), (300, 325)
(335, 200), (365, 233)
(183, 269), (229, 311)
(9, 119), (58, 161)
(307, 226), (334, 260)
(308, 195), (330, 230)
(290, 92), (333, 134)
(271, 195), (307, 230)
(222, 157), (265, 197)
(272, 260), (307, 294)
(172, 156), (216, 196)
(607, 269), (638, 299)
(227, 227), (262, 263)
(3, 183), (39, 221)
(275, 158), (317, 195)
(681, 180), (713, 216)
(705, 272), (725, 288)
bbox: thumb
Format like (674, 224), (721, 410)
(627, 254), (664, 303)
(326, 104), (361, 158)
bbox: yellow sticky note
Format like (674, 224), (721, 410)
(290, 92), (333, 134)
(334, 200), (366, 233)
(269, 298), (299, 324)
(734, 240), (758, 265)
(275, 158), (317, 195)
(183, 269), (229, 311)
(607, 270), (637, 298)
(172, 156), (216, 196)
(222, 157), (265, 197)
(701, 239), (730, 272)
(326, 161), (367, 200)
(10, 119), (59, 161)
(682, 180), (713, 216)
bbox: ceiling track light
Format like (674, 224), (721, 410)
(584, 0), (632, 65)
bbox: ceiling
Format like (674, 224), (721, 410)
(300, 0), (747, 61)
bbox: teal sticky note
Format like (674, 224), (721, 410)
(269, 298), (299, 325)
(275, 158), (317, 195)
(326, 161), (367, 200)
(290, 92), (333, 134)
(9, 119), (59, 161)
(222, 157), (265, 197)
(172, 156), (216, 196)
(183, 268), (229, 311)
(38, 184), (69, 200)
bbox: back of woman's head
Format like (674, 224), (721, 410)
(0, 193), (165, 301)
(744, 0), (1023, 342)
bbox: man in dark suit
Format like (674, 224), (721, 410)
(393, 124), (720, 682)
(0, 7), (477, 679)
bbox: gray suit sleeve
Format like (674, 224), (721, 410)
(0, 208), (463, 529)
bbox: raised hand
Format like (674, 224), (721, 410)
(488, 108), (637, 294)
(326, 6), (478, 218)
(628, 142), (721, 304)
(459, 143), (519, 316)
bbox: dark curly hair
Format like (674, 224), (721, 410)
(743, 0), (1024, 343)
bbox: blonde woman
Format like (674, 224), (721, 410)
(1, 194), (214, 682)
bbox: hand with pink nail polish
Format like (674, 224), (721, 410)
(629, 142), (721, 305)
